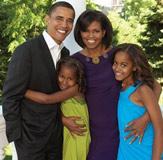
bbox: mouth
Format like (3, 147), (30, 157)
(57, 29), (67, 34)
(87, 39), (96, 44)
(114, 72), (122, 76)
(59, 85), (67, 90)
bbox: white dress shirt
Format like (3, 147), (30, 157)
(43, 30), (64, 67)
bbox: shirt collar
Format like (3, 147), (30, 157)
(43, 30), (64, 50)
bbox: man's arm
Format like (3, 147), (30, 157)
(25, 85), (79, 104)
(2, 44), (31, 142)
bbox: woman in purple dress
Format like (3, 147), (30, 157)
(72, 10), (120, 159)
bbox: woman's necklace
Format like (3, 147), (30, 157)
(84, 46), (110, 64)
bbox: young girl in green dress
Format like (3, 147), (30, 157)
(25, 57), (90, 160)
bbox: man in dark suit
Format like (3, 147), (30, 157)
(2, 2), (75, 160)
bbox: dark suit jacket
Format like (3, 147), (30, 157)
(2, 35), (69, 144)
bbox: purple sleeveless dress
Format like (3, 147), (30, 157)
(72, 49), (120, 160)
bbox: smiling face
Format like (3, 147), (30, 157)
(58, 65), (77, 90)
(80, 21), (105, 51)
(112, 51), (136, 83)
(46, 6), (74, 44)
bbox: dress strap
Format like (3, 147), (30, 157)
(128, 80), (142, 96)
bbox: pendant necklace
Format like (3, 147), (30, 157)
(84, 46), (109, 64)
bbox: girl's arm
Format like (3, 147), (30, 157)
(140, 85), (163, 160)
(25, 85), (79, 104)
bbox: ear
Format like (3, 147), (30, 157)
(133, 66), (137, 71)
(102, 30), (106, 37)
(45, 15), (50, 25)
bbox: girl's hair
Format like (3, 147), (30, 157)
(56, 57), (86, 93)
(74, 10), (113, 49)
(113, 43), (154, 89)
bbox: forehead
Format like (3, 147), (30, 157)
(86, 21), (102, 29)
(115, 51), (132, 61)
(60, 65), (76, 74)
(51, 6), (75, 19)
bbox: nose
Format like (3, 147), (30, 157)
(113, 64), (120, 72)
(61, 19), (68, 28)
(88, 32), (94, 38)
(62, 79), (67, 85)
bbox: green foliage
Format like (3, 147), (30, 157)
(139, 3), (163, 79)
(0, 0), (53, 100)
(108, 11), (143, 46)
(121, 0), (156, 20)
(2, 0), (52, 52)
(86, 0), (99, 10)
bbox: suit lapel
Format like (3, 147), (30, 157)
(38, 35), (57, 89)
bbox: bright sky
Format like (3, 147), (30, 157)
(92, 0), (112, 7)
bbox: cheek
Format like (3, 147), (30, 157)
(58, 77), (63, 84)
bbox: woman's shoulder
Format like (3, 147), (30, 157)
(71, 50), (82, 57)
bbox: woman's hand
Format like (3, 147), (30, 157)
(124, 113), (150, 144)
(62, 116), (87, 136)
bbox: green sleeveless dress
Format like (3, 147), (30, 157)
(61, 97), (91, 160)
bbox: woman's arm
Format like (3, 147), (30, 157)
(140, 85), (163, 160)
(25, 85), (79, 104)
(153, 80), (162, 101)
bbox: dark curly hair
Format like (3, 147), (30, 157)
(113, 43), (155, 89)
(56, 57), (86, 93)
(74, 9), (113, 49)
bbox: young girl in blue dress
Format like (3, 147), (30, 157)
(112, 43), (163, 160)
(25, 57), (91, 160)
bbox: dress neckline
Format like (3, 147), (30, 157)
(77, 49), (112, 64)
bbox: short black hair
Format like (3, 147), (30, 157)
(74, 10), (113, 49)
(56, 57), (86, 93)
(47, 1), (75, 18)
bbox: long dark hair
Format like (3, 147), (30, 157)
(113, 43), (154, 89)
(56, 57), (86, 93)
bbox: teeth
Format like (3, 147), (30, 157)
(115, 73), (121, 76)
(57, 29), (66, 34)
(87, 40), (95, 43)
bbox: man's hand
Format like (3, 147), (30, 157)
(62, 116), (87, 136)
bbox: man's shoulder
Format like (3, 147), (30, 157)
(20, 35), (43, 46)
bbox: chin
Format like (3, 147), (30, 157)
(115, 77), (123, 81)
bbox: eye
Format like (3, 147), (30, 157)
(120, 64), (127, 68)
(55, 16), (63, 22)
(93, 30), (100, 33)
(66, 18), (73, 24)
(58, 74), (64, 79)
(113, 61), (117, 65)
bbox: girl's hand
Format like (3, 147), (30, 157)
(62, 116), (87, 136)
(124, 114), (149, 144)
